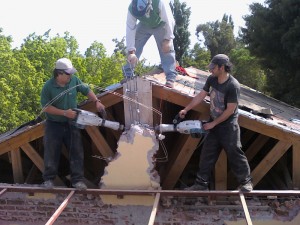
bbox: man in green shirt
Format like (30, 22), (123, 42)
(40, 58), (105, 190)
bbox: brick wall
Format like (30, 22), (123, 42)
(0, 191), (299, 225)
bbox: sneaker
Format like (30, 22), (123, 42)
(240, 181), (253, 192)
(165, 80), (175, 88)
(184, 183), (209, 191)
(72, 181), (87, 190)
(43, 180), (54, 189)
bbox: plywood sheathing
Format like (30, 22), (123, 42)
(100, 124), (160, 205)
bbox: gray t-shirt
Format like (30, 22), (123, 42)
(203, 75), (240, 123)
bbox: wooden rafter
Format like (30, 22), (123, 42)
(251, 140), (292, 186)
(293, 142), (300, 188)
(0, 123), (45, 155)
(85, 126), (114, 158)
(239, 116), (300, 143)
(246, 134), (269, 161)
(10, 148), (24, 183)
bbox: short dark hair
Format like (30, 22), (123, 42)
(53, 69), (65, 78)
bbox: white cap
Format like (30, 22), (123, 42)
(55, 58), (77, 74)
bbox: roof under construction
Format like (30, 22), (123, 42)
(1, 67), (300, 224)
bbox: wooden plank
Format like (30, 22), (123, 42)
(85, 126), (114, 158)
(238, 116), (300, 143)
(246, 134), (269, 161)
(239, 192), (253, 225)
(20, 143), (44, 172)
(81, 87), (124, 112)
(148, 193), (160, 225)
(152, 85), (210, 121)
(251, 141), (292, 186)
(137, 77), (153, 126)
(123, 78), (138, 128)
(215, 150), (227, 190)
(162, 134), (201, 189)
(0, 123), (45, 155)
(10, 148), (24, 183)
(45, 190), (75, 225)
(293, 142), (300, 188)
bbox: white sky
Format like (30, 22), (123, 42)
(1, 0), (265, 65)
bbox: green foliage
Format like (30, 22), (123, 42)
(182, 43), (210, 71)
(0, 29), (126, 134)
(241, 0), (300, 107)
(230, 47), (267, 92)
(196, 14), (236, 57)
(170, 0), (191, 64)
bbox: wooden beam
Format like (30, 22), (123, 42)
(246, 134), (269, 161)
(152, 85), (210, 121)
(81, 87), (124, 112)
(162, 134), (201, 189)
(251, 140), (292, 186)
(85, 126), (114, 158)
(0, 123), (45, 155)
(10, 148), (24, 183)
(215, 150), (227, 190)
(238, 116), (300, 143)
(20, 143), (44, 172)
(293, 142), (300, 188)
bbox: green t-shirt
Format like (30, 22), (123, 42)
(40, 75), (90, 122)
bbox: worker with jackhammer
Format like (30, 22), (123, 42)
(40, 58), (105, 190)
(123, 0), (177, 88)
(179, 54), (253, 192)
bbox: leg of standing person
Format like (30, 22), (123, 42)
(43, 121), (64, 188)
(64, 123), (86, 190)
(153, 25), (177, 88)
(186, 129), (222, 190)
(220, 123), (253, 191)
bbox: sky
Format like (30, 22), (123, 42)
(1, 0), (266, 65)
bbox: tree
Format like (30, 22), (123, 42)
(230, 47), (267, 92)
(112, 37), (126, 56)
(241, 0), (300, 107)
(182, 43), (210, 70)
(196, 14), (236, 58)
(170, 0), (191, 64)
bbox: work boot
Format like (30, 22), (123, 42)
(43, 180), (54, 189)
(72, 181), (87, 190)
(184, 183), (208, 191)
(240, 181), (253, 192)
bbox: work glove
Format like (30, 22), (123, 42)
(127, 53), (138, 67)
(162, 39), (172, 53)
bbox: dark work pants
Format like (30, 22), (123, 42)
(195, 121), (252, 187)
(43, 120), (84, 185)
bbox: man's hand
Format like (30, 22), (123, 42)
(179, 109), (187, 118)
(162, 39), (172, 53)
(127, 53), (138, 66)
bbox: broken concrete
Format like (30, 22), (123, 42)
(99, 124), (160, 205)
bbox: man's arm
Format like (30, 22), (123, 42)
(126, 10), (138, 53)
(159, 0), (175, 40)
(179, 90), (208, 118)
(86, 90), (105, 112)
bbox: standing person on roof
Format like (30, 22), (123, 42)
(40, 58), (105, 190)
(123, 0), (177, 88)
(179, 54), (253, 192)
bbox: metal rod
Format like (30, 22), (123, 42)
(148, 193), (160, 225)
(0, 188), (7, 197)
(1, 186), (300, 197)
(239, 191), (253, 225)
(45, 190), (75, 225)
